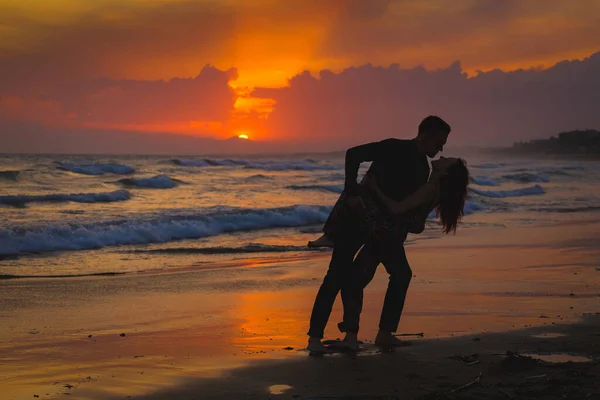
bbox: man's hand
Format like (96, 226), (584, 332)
(346, 195), (366, 211)
(407, 215), (426, 234)
(363, 173), (378, 191)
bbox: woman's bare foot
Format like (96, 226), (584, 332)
(375, 330), (412, 347)
(307, 337), (332, 353)
(307, 234), (334, 248)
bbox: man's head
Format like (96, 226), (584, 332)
(416, 115), (451, 158)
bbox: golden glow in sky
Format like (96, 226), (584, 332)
(0, 0), (599, 142)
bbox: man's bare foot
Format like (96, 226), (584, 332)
(307, 337), (332, 353)
(375, 330), (412, 347)
(341, 332), (359, 351)
(307, 234), (334, 248)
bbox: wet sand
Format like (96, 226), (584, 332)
(1, 220), (599, 399)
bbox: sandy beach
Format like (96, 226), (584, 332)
(1, 220), (599, 399)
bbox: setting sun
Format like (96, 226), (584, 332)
(238, 134), (249, 140)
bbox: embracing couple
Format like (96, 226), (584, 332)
(306, 115), (470, 353)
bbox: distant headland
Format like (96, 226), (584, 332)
(485, 129), (600, 159)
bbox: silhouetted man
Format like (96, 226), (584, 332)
(308, 115), (451, 352)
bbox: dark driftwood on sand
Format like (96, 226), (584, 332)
(393, 332), (424, 337)
(447, 372), (483, 395)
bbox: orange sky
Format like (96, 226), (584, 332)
(0, 0), (599, 142)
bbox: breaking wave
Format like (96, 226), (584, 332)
(127, 243), (321, 255)
(0, 190), (131, 207)
(0, 205), (331, 256)
(56, 162), (135, 175)
(502, 173), (550, 183)
(172, 158), (340, 171)
(286, 184), (344, 193)
(427, 199), (485, 219)
(470, 176), (499, 186)
(117, 175), (183, 189)
(472, 162), (509, 169)
(470, 185), (545, 198)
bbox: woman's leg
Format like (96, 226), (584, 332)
(308, 178), (369, 248)
(308, 191), (351, 248)
(307, 234), (334, 248)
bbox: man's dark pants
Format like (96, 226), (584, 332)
(373, 237), (413, 333)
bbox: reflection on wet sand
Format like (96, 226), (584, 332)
(0, 221), (598, 399)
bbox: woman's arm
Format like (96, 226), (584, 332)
(364, 173), (440, 215)
(378, 183), (436, 215)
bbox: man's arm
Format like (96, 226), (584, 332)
(364, 165), (445, 215)
(344, 139), (390, 196)
(370, 181), (437, 215)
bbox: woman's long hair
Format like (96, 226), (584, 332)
(437, 159), (469, 234)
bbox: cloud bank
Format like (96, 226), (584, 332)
(254, 52), (600, 147)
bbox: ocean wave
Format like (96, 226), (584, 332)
(510, 166), (583, 176)
(427, 199), (485, 218)
(56, 162), (135, 175)
(286, 184), (344, 193)
(472, 162), (509, 169)
(531, 205), (600, 213)
(537, 168), (580, 176)
(0, 170), (20, 181)
(502, 173), (550, 183)
(0, 205), (332, 256)
(244, 174), (274, 182)
(313, 172), (346, 181)
(172, 159), (239, 167)
(117, 175), (183, 189)
(247, 161), (340, 172)
(0, 190), (131, 206)
(470, 176), (499, 186)
(172, 159), (214, 167)
(545, 165), (584, 171)
(464, 199), (486, 214)
(470, 185), (545, 198)
(172, 158), (341, 171)
(298, 226), (324, 234)
(127, 243), (322, 255)
(0, 272), (125, 279)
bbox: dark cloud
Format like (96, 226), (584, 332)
(0, 66), (237, 134)
(253, 52), (600, 147)
(50, 66), (237, 125)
